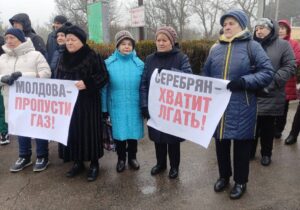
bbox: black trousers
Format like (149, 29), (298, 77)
(288, 102), (300, 138)
(274, 100), (289, 134)
(115, 140), (138, 161)
(215, 139), (252, 184)
(251, 115), (275, 157)
(154, 142), (180, 169)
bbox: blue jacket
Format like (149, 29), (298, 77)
(50, 45), (65, 78)
(203, 30), (274, 140)
(140, 48), (192, 144)
(102, 50), (144, 141)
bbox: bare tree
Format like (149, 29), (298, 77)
(145, 0), (192, 40)
(54, 0), (120, 32)
(212, 0), (258, 31)
(191, 0), (221, 39)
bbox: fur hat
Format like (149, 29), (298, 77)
(220, 9), (248, 29)
(255, 18), (274, 30)
(54, 15), (67, 24)
(115, 30), (135, 48)
(155, 26), (178, 46)
(65, 25), (87, 44)
(5, 28), (26, 42)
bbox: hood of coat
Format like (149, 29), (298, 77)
(278, 19), (291, 40)
(219, 29), (252, 43)
(2, 38), (35, 56)
(9, 13), (35, 35)
(254, 19), (279, 47)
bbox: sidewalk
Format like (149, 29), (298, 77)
(0, 102), (300, 210)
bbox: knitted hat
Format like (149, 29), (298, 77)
(155, 26), (178, 46)
(65, 25), (87, 44)
(54, 15), (67, 24)
(56, 22), (73, 36)
(5, 28), (26, 42)
(255, 18), (274, 30)
(115, 30), (135, 48)
(220, 9), (248, 29)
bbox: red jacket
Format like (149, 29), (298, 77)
(278, 20), (300, 100)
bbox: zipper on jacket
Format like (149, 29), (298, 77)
(245, 90), (250, 106)
(219, 43), (232, 140)
(13, 56), (19, 73)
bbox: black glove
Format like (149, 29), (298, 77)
(102, 112), (109, 120)
(141, 107), (150, 119)
(227, 78), (245, 91)
(1, 75), (14, 86)
(11, 71), (22, 80)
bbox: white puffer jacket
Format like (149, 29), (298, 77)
(0, 38), (51, 120)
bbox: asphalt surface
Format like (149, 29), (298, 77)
(1, 102), (300, 210)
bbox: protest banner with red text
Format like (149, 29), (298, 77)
(8, 78), (79, 145)
(147, 69), (231, 148)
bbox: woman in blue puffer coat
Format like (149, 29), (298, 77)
(102, 30), (144, 173)
(203, 9), (274, 199)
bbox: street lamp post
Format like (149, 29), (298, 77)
(138, 0), (144, 40)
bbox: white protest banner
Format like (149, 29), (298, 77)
(147, 69), (231, 148)
(8, 77), (79, 145)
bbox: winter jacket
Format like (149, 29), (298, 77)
(203, 30), (274, 140)
(46, 30), (58, 63)
(102, 50), (144, 141)
(9, 13), (47, 58)
(278, 19), (300, 100)
(254, 20), (296, 116)
(50, 45), (65, 78)
(0, 38), (51, 120)
(140, 47), (192, 144)
(56, 44), (108, 161)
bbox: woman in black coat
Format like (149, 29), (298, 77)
(56, 25), (108, 181)
(140, 26), (192, 179)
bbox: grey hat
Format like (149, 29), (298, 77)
(115, 30), (135, 48)
(255, 18), (273, 30)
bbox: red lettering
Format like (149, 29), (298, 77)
(159, 88), (166, 103)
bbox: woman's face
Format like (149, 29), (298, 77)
(66, 34), (83, 53)
(255, 26), (271, 39)
(223, 17), (243, 39)
(5, 34), (22, 49)
(118, 39), (133, 55)
(56, 32), (66, 46)
(156, 33), (172, 52)
(279, 24), (288, 39)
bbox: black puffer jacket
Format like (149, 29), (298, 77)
(140, 47), (192, 144)
(254, 20), (296, 116)
(9, 13), (47, 58)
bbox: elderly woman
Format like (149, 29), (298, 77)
(251, 18), (295, 165)
(203, 9), (274, 199)
(56, 25), (108, 182)
(102, 30), (144, 173)
(140, 26), (192, 179)
(0, 28), (51, 172)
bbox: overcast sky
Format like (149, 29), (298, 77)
(0, 0), (56, 27)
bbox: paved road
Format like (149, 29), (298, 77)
(0, 102), (300, 210)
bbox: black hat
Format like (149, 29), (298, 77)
(56, 22), (73, 36)
(65, 25), (87, 44)
(5, 28), (26, 42)
(54, 15), (67, 24)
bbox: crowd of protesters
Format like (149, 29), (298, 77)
(0, 9), (299, 200)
